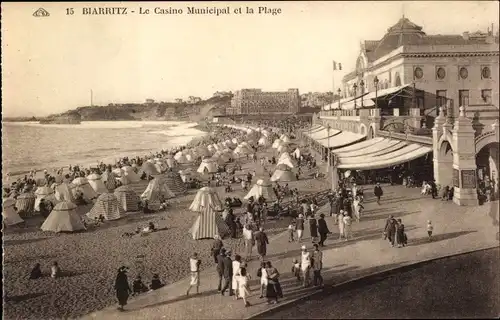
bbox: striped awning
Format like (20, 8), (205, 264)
(317, 131), (366, 149)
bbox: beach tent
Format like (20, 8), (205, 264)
(233, 145), (252, 156)
(258, 136), (270, 146)
(231, 138), (239, 145)
(197, 159), (218, 174)
(41, 201), (85, 233)
(207, 145), (216, 153)
(261, 130), (270, 137)
(174, 152), (189, 164)
(163, 171), (187, 196)
(55, 182), (76, 203)
(293, 148), (302, 159)
(179, 169), (194, 183)
(277, 154), (297, 169)
(114, 185), (140, 212)
(103, 171), (118, 191)
(112, 168), (124, 177)
(140, 162), (160, 176)
(277, 144), (289, 154)
(244, 178), (277, 202)
(141, 176), (176, 209)
(87, 193), (124, 221)
(196, 146), (212, 158)
(2, 198), (24, 226)
(155, 162), (166, 174)
(272, 139), (283, 149)
(165, 158), (175, 167)
(34, 186), (59, 211)
(270, 166), (297, 182)
(278, 152), (292, 162)
(280, 134), (291, 143)
(118, 175), (132, 186)
(185, 154), (193, 163)
(189, 187), (223, 212)
(122, 166), (141, 183)
(72, 177), (98, 201)
(189, 203), (231, 240)
(87, 174), (108, 194)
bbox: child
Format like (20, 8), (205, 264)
(150, 274), (163, 290)
(427, 220), (434, 240)
(291, 258), (301, 282)
(132, 275), (148, 295)
(238, 267), (251, 307)
(51, 262), (61, 278)
(288, 220), (296, 242)
(30, 263), (42, 279)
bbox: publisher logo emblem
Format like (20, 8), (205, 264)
(33, 8), (50, 17)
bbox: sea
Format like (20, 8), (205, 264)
(1, 121), (207, 181)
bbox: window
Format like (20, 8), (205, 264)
(459, 67), (469, 79)
(436, 67), (446, 80)
(481, 66), (491, 79)
(481, 89), (492, 104)
(413, 67), (423, 80)
(459, 90), (469, 106)
(436, 90), (447, 108)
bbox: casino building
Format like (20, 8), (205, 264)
(306, 17), (499, 206)
(227, 88), (300, 115)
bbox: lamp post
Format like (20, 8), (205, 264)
(337, 88), (341, 110)
(326, 124), (331, 173)
(353, 83), (358, 109)
(360, 80), (365, 108)
(374, 76), (379, 108)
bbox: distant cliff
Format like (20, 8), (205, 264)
(38, 96), (231, 123)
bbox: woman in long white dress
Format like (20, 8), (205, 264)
(232, 255), (242, 298)
(257, 261), (268, 298)
(343, 213), (352, 241)
(238, 267), (251, 307)
(338, 210), (345, 240)
(352, 196), (363, 222)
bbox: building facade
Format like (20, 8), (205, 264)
(228, 88), (300, 115)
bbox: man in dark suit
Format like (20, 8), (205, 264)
(216, 248), (226, 292)
(317, 214), (330, 247)
(220, 251), (233, 296)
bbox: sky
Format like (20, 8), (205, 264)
(2, 1), (499, 117)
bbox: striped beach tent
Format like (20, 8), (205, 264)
(41, 201), (85, 233)
(114, 185), (140, 212)
(2, 198), (24, 226)
(102, 171), (118, 192)
(72, 177), (98, 201)
(189, 187), (223, 212)
(16, 192), (36, 218)
(55, 182), (76, 203)
(189, 205), (230, 240)
(87, 174), (108, 194)
(163, 171), (187, 196)
(34, 186), (59, 211)
(87, 193), (124, 221)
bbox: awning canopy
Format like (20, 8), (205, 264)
(333, 137), (386, 154)
(336, 138), (405, 158)
(317, 131), (365, 149)
(339, 85), (410, 110)
(308, 124), (325, 133)
(336, 142), (432, 170)
(340, 98), (376, 110)
(306, 127), (341, 140)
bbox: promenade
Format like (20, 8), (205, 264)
(82, 186), (499, 320)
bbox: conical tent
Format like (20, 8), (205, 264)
(140, 162), (160, 176)
(233, 145), (252, 156)
(72, 177), (98, 201)
(114, 185), (140, 212)
(293, 148), (302, 159)
(280, 134), (290, 143)
(197, 159), (218, 174)
(278, 152), (292, 162)
(163, 171), (187, 196)
(87, 193), (124, 221)
(122, 166), (141, 183)
(189, 187), (223, 212)
(41, 201), (85, 233)
(2, 198), (24, 226)
(87, 174), (108, 194)
(189, 205), (231, 240)
(244, 178), (277, 202)
(258, 137), (269, 146)
(270, 168), (297, 182)
(141, 177), (176, 209)
(277, 156), (297, 169)
(34, 186), (59, 211)
(277, 144), (289, 154)
(272, 139), (283, 149)
(55, 182), (76, 203)
(174, 152), (189, 164)
(16, 192), (36, 217)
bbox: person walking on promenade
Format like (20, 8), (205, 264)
(114, 266), (131, 311)
(211, 235), (224, 264)
(186, 252), (201, 296)
(309, 215), (319, 244)
(430, 180), (438, 199)
(232, 255), (242, 298)
(311, 244), (324, 287)
(224, 208), (237, 239)
(338, 210), (345, 241)
(221, 250), (234, 296)
(300, 245), (312, 288)
(288, 219), (296, 242)
(238, 267), (252, 307)
(353, 195), (364, 222)
(384, 215), (397, 247)
(317, 214), (330, 247)
(254, 227), (269, 261)
(242, 225), (254, 261)
(296, 214), (305, 242)
(257, 261), (268, 298)
(396, 219), (407, 248)
(266, 261), (283, 300)
(374, 183), (383, 205)
(342, 212), (353, 241)
(216, 248), (226, 292)
(427, 220), (434, 241)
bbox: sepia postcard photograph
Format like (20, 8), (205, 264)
(1, 1), (499, 319)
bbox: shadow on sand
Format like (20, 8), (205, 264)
(407, 230), (477, 247)
(4, 292), (47, 303)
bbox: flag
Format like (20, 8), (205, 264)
(333, 61), (342, 71)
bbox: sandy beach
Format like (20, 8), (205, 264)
(3, 135), (330, 320)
